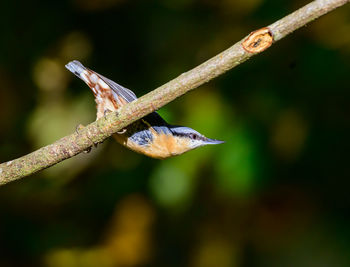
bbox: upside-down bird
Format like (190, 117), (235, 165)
(65, 60), (223, 159)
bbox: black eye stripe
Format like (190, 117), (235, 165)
(172, 132), (186, 137)
(173, 132), (205, 141)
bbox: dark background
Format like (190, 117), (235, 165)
(1, 0), (350, 266)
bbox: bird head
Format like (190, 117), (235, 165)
(170, 126), (224, 150)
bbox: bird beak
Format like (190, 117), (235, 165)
(204, 138), (225, 145)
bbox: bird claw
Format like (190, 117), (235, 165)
(93, 141), (100, 147)
(117, 128), (127, 134)
(104, 109), (113, 120)
(104, 109), (124, 134)
(75, 124), (85, 134)
(76, 124), (98, 152)
(83, 146), (92, 153)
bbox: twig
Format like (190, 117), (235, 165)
(0, 0), (348, 185)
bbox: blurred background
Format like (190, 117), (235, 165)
(1, 0), (350, 266)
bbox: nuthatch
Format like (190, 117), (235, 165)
(65, 60), (223, 159)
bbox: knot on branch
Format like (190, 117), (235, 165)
(242, 27), (273, 53)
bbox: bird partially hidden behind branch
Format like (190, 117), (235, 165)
(65, 60), (224, 159)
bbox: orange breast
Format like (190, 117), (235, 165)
(113, 130), (191, 159)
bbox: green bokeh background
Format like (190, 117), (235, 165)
(1, 0), (350, 266)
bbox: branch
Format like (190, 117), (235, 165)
(0, 0), (348, 185)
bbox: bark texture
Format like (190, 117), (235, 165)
(1, 0), (349, 185)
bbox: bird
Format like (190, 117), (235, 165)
(65, 60), (224, 159)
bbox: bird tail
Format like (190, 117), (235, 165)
(65, 60), (87, 79)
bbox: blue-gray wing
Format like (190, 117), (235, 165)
(98, 74), (137, 103)
(66, 60), (138, 104)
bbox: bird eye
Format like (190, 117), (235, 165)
(190, 134), (198, 140)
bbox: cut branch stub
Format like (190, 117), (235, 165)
(1, 0), (349, 185)
(242, 27), (273, 53)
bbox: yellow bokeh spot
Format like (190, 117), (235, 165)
(60, 32), (93, 62)
(33, 58), (68, 92)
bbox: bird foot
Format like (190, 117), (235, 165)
(75, 124), (94, 153)
(75, 124), (85, 134)
(104, 109), (113, 120)
(117, 128), (127, 134)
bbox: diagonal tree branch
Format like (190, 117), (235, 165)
(0, 0), (349, 185)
